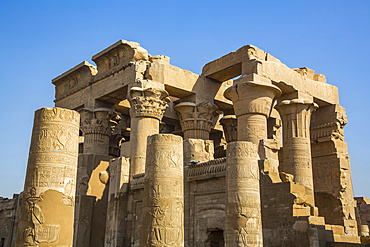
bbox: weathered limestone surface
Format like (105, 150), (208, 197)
(141, 134), (184, 247)
(15, 107), (80, 247)
(311, 104), (358, 236)
(225, 141), (263, 247)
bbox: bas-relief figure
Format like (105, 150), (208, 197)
(0, 39), (367, 247)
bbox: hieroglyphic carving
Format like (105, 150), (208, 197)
(148, 185), (183, 246)
(225, 141), (263, 247)
(141, 134), (184, 247)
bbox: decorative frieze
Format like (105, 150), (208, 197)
(174, 102), (218, 140)
(188, 157), (226, 180)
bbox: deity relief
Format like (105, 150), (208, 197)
(148, 185), (183, 246)
(233, 194), (261, 247)
(22, 187), (61, 246)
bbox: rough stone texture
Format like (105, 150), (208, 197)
(355, 197), (370, 237)
(311, 104), (358, 236)
(0, 194), (21, 247)
(15, 107), (80, 247)
(104, 157), (130, 247)
(225, 141), (263, 247)
(141, 134), (184, 247)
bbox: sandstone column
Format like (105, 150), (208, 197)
(174, 102), (218, 140)
(220, 115), (237, 143)
(225, 141), (263, 247)
(128, 87), (169, 176)
(276, 99), (318, 191)
(15, 107), (80, 247)
(140, 134), (184, 247)
(224, 77), (281, 156)
(79, 107), (113, 155)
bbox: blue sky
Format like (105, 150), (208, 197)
(0, 1), (369, 198)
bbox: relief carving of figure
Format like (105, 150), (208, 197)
(149, 185), (182, 246)
(26, 187), (44, 225)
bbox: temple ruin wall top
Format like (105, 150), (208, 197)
(51, 40), (340, 113)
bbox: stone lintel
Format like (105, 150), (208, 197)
(202, 44), (339, 105)
(52, 61), (97, 101)
(278, 91), (314, 103)
(92, 39), (149, 79)
(202, 45), (281, 81)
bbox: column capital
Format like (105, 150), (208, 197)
(220, 115), (237, 143)
(224, 77), (281, 117)
(128, 87), (170, 120)
(174, 102), (218, 140)
(79, 107), (113, 137)
(79, 107), (114, 155)
(276, 99), (318, 116)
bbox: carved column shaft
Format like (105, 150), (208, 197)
(276, 99), (318, 191)
(225, 141), (263, 247)
(129, 87), (169, 176)
(141, 134), (184, 247)
(238, 114), (266, 145)
(15, 107), (80, 247)
(80, 108), (113, 155)
(175, 102), (218, 140)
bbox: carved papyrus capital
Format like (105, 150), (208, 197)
(79, 108), (113, 137)
(128, 87), (170, 120)
(79, 107), (115, 155)
(220, 115), (237, 143)
(276, 99), (318, 139)
(224, 77), (281, 117)
(174, 102), (219, 140)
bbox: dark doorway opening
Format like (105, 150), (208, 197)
(205, 229), (224, 247)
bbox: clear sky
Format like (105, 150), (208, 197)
(0, 1), (369, 198)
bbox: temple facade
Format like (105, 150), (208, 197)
(1, 39), (369, 246)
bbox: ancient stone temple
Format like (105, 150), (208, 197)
(1, 39), (369, 246)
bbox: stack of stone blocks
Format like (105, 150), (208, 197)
(1, 39), (369, 247)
